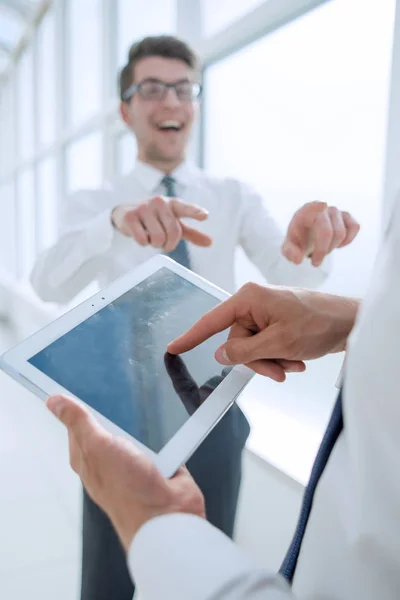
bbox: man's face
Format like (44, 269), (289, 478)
(121, 56), (198, 166)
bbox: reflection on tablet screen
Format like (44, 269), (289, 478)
(29, 269), (229, 453)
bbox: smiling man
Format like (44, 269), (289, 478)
(31, 35), (359, 600)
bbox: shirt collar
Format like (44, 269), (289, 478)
(131, 159), (201, 194)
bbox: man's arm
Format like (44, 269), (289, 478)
(238, 184), (359, 288)
(31, 190), (117, 304)
(31, 192), (211, 305)
(129, 514), (294, 600)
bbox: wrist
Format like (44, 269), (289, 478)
(296, 289), (359, 353)
(326, 295), (360, 353)
(111, 206), (129, 237)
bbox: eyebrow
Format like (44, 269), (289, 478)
(139, 77), (192, 84)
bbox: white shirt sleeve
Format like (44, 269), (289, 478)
(128, 514), (294, 600)
(30, 190), (117, 304)
(339, 197), (400, 586)
(238, 184), (331, 288)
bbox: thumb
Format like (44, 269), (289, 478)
(281, 240), (304, 264)
(215, 335), (267, 366)
(284, 202), (328, 261)
(46, 395), (97, 442)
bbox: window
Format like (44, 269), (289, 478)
(65, 131), (103, 194)
(37, 9), (56, 148)
(116, 0), (177, 69)
(64, 132), (103, 305)
(37, 156), (58, 252)
(204, 0), (395, 298)
(116, 132), (137, 176)
(0, 182), (17, 276)
(65, 0), (102, 126)
(203, 0), (395, 433)
(0, 80), (14, 177)
(17, 168), (36, 279)
(16, 48), (35, 162)
(201, 0), (266, 37)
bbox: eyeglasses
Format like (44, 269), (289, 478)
(123, 79), (202, 103)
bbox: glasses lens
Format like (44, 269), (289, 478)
(139, 81), (165, 100)
(175, 82), (201, 101)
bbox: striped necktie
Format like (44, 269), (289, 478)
(280, 387), (344, 582)
(162, 175), (191, 269)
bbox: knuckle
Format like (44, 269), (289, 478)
(136, 235), (148, 247)
(241, 282), (261, 296)
(151, 195), (166, 209)
(151, 233), (166, 247)
(328, 206), (340, 217)
(136, 203), (149, 218)
(125, 211), (138, 227)
(317, 222), (333, 236)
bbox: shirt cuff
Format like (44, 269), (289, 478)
(128, 513), (287, 600)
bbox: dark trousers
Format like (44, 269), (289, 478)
(81, 404), (250, 600)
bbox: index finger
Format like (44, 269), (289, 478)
(170, 198), (209, 221)
(167, 297), (237, 354)
(284, 202), (328, 258)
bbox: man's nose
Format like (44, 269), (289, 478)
(162, 87), (181, 107)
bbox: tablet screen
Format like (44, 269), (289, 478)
(29, 268), (231, 453)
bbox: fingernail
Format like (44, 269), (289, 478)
(284, 246), (293, 261)
(215, 347), (232, 365)
(46, 396), (64, 418)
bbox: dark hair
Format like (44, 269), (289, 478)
(119, 35), (199, 102)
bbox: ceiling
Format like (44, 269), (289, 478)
(0, 0), (44, 75)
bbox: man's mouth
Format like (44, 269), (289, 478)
(156, 120), (183, 132)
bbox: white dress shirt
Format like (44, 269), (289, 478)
(127, 194), (400, 599)
(31, 160), (329, 304)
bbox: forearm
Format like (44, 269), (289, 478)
(31, 210), (115, 304)
(129, 514), (295, 600)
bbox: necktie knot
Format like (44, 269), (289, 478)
(162, 175), (176, 197)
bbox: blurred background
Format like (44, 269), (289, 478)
(0, 0), (398, 597)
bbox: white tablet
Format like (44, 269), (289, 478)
(0, 256), (253, 477)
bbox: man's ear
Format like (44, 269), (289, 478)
(120, 102), (132, 127)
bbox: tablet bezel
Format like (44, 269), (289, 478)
(0, 256), (254, 477)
